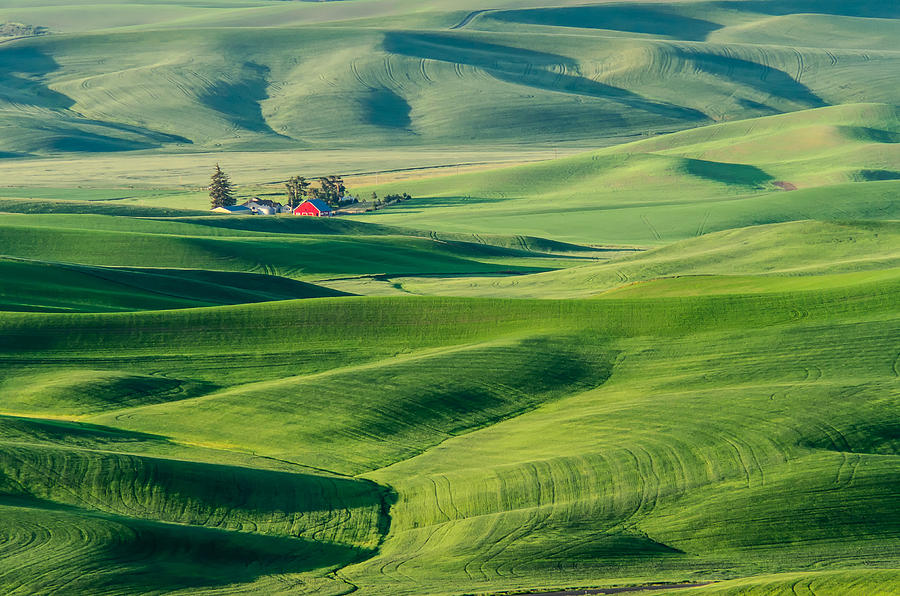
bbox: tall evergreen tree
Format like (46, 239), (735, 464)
(209, 164), (235, 209)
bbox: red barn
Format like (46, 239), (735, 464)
(293, 199), (333, 217)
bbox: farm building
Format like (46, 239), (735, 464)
(242, 197), (289, 215)
(211, 205), (253, 215)
(293, 199), (333, 217)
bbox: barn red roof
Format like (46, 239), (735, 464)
(293, 199), (333, 216)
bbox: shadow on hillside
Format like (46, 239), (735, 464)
(384, 32), (708, 124)
(673, 48), (826, 109)
(489, 5), (723, 41)
(0, 495), (376, 593)
(852, 169), (900, 182)
(0, 413), (175, 448)
(197, 61), (288, 138)
(713, 0), (900, 19)
(0, 46), (74, 109)
(364, 87), (413, 129)
(735, 97), (781, 116)
(0, 46), (191, 151)
(682, 158), (774, 187)
(0, 198), (206, 216)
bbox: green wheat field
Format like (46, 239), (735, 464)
(0, 1), (898, 594)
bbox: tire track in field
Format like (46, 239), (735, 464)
(427, 476), (452, 523)
(634, 444), (661, 517)
(696, 210), (711, 237)
(791, 48), (805, 82)
(480, 461), (557, 578)
(718, 435), (754, 487)
(436, 474), (462, 518)
(419, 59), (433, 83)
(511, 444), (676, 574)
(640, 215), (662, 241)
(394, 522), (452, 581)
(473, 501), (554, 581)
(816, 421), (862, 489)
(383, 56), (400, 89)
(350, 59), (368, 88)
(318, 73), (338, 88)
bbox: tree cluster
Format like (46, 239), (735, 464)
(284, 175), (310, 209)
(370, 192), (412, 210)
(284, 174), (348, 208)
(309, 175), (347, 207)
(210, 165), (414, 213)
(384, 192), (412, 203)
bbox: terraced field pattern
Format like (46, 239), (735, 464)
(0, 1), (898, 595)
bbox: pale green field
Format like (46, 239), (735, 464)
(0, 146), (581, 188)
(367, 220), (900, 298)
(0, 1), (898, 595)
(0, 0), (897, 160)
(348, 104), (900, 244)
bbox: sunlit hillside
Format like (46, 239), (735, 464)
(0, 0), (897, 156)
(0, 1), (897, 595)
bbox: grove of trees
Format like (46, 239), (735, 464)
(284, 174), (347, 208)
(284, 175), (310, 209)
(210, 166), (412, 213)
(309, 175), (347, 207)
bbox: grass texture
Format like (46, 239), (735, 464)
(0, 0), (896, 158)
(0, 2), (897, 594)
(0, 276), (895, 593)
(353, 104), (900, 244)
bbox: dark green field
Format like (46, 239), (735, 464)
(0, 1), (897, 595)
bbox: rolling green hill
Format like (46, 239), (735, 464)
(353, 103), (900, 244)
(0, 1), (898, 595)
(0, 279), (896, 594)
(0, 210), (606, 310)
(0, 0), (897, 157)
(0, 220), (574, 281)
(0, 257), (348, 313)
(380, 220), (900, 298)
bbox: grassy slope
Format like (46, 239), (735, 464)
(0, 225), (896, 593)
(0, 415), (388, 595)
(0, 278), (895, 593)
(0, 257), (350, 313)
(0, 1), (897, 594)
(0, 0), (897, 157)
(352, 103), (900, 244)
(377, 220), (900, 298)
(0, 218), (579, 282)
(341, 286), (899, 594)
(655, 569), (900, 595)
(597, 267), (900, 298)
